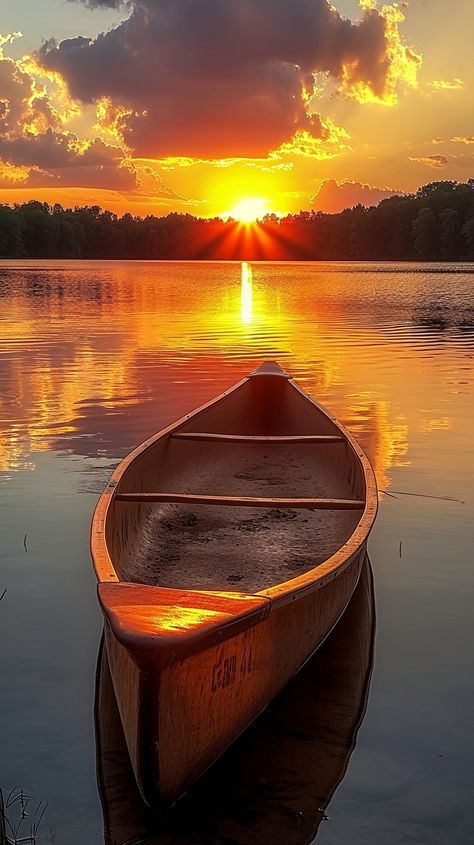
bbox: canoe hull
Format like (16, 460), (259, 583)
(94, 362), (378, 807)
(104, 541), (367, 807)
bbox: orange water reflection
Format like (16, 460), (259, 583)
(1, 260), (472, 489)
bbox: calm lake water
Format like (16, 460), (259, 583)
(0, 260), (473, 844)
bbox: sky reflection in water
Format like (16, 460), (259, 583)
(0, 260), (473, 844)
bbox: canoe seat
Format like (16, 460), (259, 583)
(171, 433), (345, 444)
(114, 492), (365, 510)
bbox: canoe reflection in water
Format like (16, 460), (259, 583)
(95, 556), (375, 845)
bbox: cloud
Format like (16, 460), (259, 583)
(310, 178), (401, 212)
(0, 133), (138, 189)
(0, 33), (140, 191)
(0, 147), (138, 191)
(408, 154), (450, 169)
(429, 78), (464, 91)
(452, 135), (474, 145)
(41, 0), (421, 159)
(67, 0), (127, 7)
(0, 159), (30, 183)
(131, 162), (189, 201)
(271, 119), (351, 160)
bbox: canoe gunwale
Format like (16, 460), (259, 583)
(91, 370), (378, 607)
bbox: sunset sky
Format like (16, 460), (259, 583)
(0, 0), (472, 218)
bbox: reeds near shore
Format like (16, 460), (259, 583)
(0, 788), (47, 845)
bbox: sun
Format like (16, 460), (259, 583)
(226, 197), (270, 223)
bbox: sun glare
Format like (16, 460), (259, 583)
(226, 197), (270, 223)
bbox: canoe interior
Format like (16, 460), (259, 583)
(107, 375), (366, 593)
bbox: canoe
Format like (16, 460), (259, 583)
(95, 556), (375, 844)
(91, 361), (378, 807)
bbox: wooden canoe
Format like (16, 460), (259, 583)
(91, 361), (378, 807)
(95, 556), (375, 844)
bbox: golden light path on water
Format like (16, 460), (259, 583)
(240, 261), (253, 325)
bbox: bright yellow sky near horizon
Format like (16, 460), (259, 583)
(0, 0), (473, 219)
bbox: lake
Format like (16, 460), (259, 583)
(0, 260), (473, 844)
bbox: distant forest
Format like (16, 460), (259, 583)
(1, 180), (474, 261)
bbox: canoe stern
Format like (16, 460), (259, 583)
(98, 582), (270, 805)
(99, 540), (367, 805)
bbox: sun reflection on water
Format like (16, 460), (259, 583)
(240, 262), (253, 325)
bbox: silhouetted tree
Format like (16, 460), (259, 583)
(0, 205), (23, 256)
(412, 207), (438, 260)
(439, 208), (463, 260)
(462, 216), (474, 260)
(20, 201), (60, 257)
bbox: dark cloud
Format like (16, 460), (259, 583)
(41, 0), (403, 158)
(0, 45), (138, 191)
(311, 179), (401, 213)
(0, 141), (138, 190)
(3, 135), (137, 189)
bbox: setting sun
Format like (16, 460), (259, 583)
(226, 197), (270, 223)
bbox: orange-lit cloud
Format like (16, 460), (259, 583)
(338, 4), (421, 105)
(0, 159), (30, 183)
(0, 132), (138, 189)
(408, 154), (450, 169)
(311, 178), (401, 212)
(40, 0), (420, 159)
(429, 78), (464, 91)
(0, 32), (139, 191)
(93, 96), (133, 148)
(271, 119), (351, 161)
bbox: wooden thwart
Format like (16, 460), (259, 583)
(115, 492), (365, 510)
(171, 432), (344, 444)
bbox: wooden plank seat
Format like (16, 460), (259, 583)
(114, 492), (365, 510)
(171, 432), (344, 444)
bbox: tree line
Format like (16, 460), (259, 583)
(1, 180), (474, 261)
